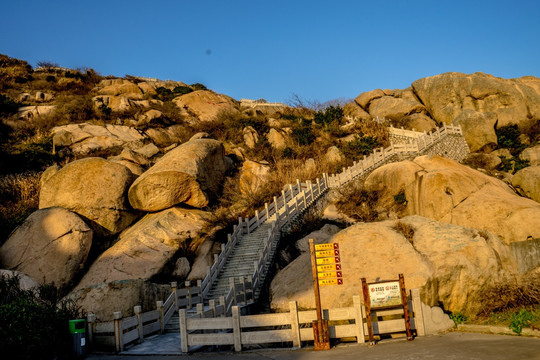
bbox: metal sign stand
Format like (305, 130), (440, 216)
(361, 273), (413, 345)
(309, 239), (331, 350)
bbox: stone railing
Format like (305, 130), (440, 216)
(179, 289), (426, 353)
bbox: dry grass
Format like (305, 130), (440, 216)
(0, 171), (42, 243)
(393, 221), (415, 244)
(334, 180), (379, 222)
(478, 273), (540, 315)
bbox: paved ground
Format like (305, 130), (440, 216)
(88, 332), (540, 360)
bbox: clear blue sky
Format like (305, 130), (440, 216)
(1, 0), (539, 103)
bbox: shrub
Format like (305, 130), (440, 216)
(498, 156), (529, 173)
(478, 274), (540, 315)
(496, 124), (526, 155)
(291, 125), (315, 146)
(394, 191), (407, 205)
(155, 87), (175, 101)
(0, 94), (19, 115)
(334, 181), (379, 222)
(45, 75), (56, 82)
(191, 83), (207, 91)
(393, 221), (415, 244)
(173, 85), (193, 95)
(509, 309), (536, 335)
(314, 105), (343, 126)
(0, 274), (81, 360)
(449, 312), (468, 325)
(339, 134), (381, 162)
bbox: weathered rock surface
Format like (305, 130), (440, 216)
(66, 279), (168, 321)
(267, 128), (289, 150)
(364, 155), (540, 245)
(412, 72), (540, 127)
(40, 158), (138, 235)
(52, 123), (147, 155)
(295, 224), (342, 253)
(76, 207), (211, 288)
(172, 90), (238, 122)
(270, 216), (517, 315)
(17, 105), (55, 119)
(0, 270), (38, 290)
(128, 138), (227, 211)
(464, 153), (502, 170)
(238, 160), (270, 195)
(453, 110), (498, 152)
(368, 96), (425, 120)
(520, 144), (540, 166)
(96, 79), (144, 98)
(0, 207), (92, 288)
(172, 257), (191, 278)
(325, 146), (344, 164)
(512, 166), (540, 203)
(243, 126), (259, 149)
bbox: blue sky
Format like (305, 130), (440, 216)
(1, 0), (539, 103)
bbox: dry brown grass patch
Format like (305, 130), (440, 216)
(478, 273), (540, 315)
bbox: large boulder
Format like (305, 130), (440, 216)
(172, 90), (239, 122)
(51, 123), (147, 155)
(39, 158), (138, 235)
(368, 96), (425, 120)
(512, 166), (540, 203)
(75, 207), (211, 289)
(520, 144), (540, 166)
(412, 72), (540, 127)
(0, 208), (92, 288)
(238, 160), (270, 196)
(452, 110), (498, 152)
(354, 89), (386, 109)
(66, 279), (169, 321)
(267, 128), (289, 150)
(96, 79), (144, 98)
(270, 216), (517, 316)
(128, 138), (227, 211)
(364, 155), (540, 246)
(0, 270), (38, 291)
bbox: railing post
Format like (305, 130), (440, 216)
(411, 288), (426, 336)
(240, 276), (247, 305)
(232, 306), (242, 352)
(265, 202), (269, 220)
(156, 300), (164, 334)
(238, 217), (244, 234)
(353, 295), (365, 343)
(113, 311), (123, 352)
(171, 281), (178, 312)
(245, 218), (250, 234)
(246, 277), (253, 302)
(179, 309), (188, 353)
(87, 313), (96, 349)
(209, 299), (216, 318)
(219, 296), (226, 316)
(230, 277), (237, 305)
(185, 281), (192, 309)
(273, 196), (279, 221)
(255, 210), (260, 227)
(289, 301), (301, 348)
(134, 305), (144, 343)
(197, 303), (204, 318)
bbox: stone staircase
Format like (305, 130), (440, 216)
(206, 222), (275, 302)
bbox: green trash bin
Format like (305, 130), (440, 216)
(68, 319), (86, 358)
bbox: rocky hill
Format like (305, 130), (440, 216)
(0, 53), (539, 319)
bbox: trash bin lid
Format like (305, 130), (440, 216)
(68, 319), (86, 334)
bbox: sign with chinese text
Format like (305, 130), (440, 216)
(367, 281), (401, 308)
(314, 243), (343, 286)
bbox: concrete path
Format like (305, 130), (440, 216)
(89, 332), (540, 359)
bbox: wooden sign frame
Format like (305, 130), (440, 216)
(361, 273), (413, 344)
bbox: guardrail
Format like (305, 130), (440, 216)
(328, 123), (463, 187)
(180, 289), (425, 352)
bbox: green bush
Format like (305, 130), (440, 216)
(449, 312), (468, 325)
(498, 156), (529, 173)
(509, 309), (535, 335)
(45, 75), (56, 82)
(173, 85), (193, 95)
(291, 125), (315, 146)
(0, 274), (81, 360)
(314, 105), (343, 126)
(191, 83), (207, 91)
(339, 134), (381, 161)
(0, 94), (19, 116)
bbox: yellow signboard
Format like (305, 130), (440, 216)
(314, 243), (339, 251)
(318, 271), (342, 279)
(316, 264), (342, 273)
(319, 278), (344, 286)
(315, 249), (339, 258)
(316, 256), (341, 265)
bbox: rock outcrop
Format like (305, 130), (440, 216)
(128, 138), (227, 211)
(0, 207), (92, 288)
(75, 207), (211, 289)
(39, 157), (138, 235)
(172, 90), (239, 122)
(66, 279), (169, 321)
(238, 160), (270, 196)
(270, 216), (517, 315)
(512, 166), (540, 203)
(364, 155), (540, 245)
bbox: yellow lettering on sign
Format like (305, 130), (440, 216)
(315, 249), (335, 258)
(318, 278), (344, 286)
(316, 264), (341, 272)
(314, 243), (338, 251)
(315, 256), (340, 265)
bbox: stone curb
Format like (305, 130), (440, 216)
(457, 324), (540, 338)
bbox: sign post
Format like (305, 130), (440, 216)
(309, 239), (343, 350)
(361, 273), (413, 344)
